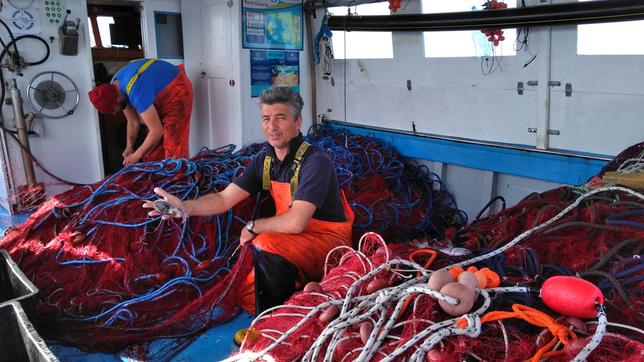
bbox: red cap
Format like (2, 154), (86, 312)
(88, 84), (118, 113)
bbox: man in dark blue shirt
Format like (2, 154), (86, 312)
(147, 87), (354, 314)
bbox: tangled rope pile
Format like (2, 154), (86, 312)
(0, 126), (462, 358)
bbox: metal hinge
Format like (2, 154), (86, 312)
(548, 81), (561, 87)
(517, 82), (524, 95)
(227, 0), (233, 8)
(548, 129), (560, 135)
(528, 128), (537, 133)
(565, 83), (573, 97)
(527, 80), (538, 87)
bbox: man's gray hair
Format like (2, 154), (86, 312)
(258, 87), (304, 120)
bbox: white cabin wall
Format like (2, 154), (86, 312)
(179, 0), (205, 156)
(0, 0), (103, 199)
(311, 1), (644, 220)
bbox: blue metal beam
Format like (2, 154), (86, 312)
(327, 123), (609, 185)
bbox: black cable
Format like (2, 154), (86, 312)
(588, 238), (642, 272)
(19, 35), (50, 65)
(0, 34), (51, 66)
(0, 18), (20, 58)
(578, 270), (633, 307)
(0, 34), (51, 107)
(473, 195), (506, 223)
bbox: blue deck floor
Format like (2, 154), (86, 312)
(1, 207), (252, 361)
(47, 312), (253, 361)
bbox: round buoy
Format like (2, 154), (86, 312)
(425, 349), (446, 362)
(457, 271), (480, 291)
(438, 282), (475, 316)
(303, 282), (322, 293)
(566, 317), (588, 334)
(427, 269), (454, 291)
(359, 321), (374, 344)
(319, 305), (340, 322)
(366, 278), (388, 294)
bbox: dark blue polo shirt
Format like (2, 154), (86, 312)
(233, 135), (346, 222)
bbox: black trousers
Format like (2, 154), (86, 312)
(252, 245), (299, 315)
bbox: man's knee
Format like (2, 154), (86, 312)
(252, 246), (299, 315)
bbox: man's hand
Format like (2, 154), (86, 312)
(239, 227), (256, 246)
(122, 146), (134, 159)
(123, 152), (142, 166)
(143, 187), (187, 220)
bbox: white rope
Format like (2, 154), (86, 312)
(587, 320), (644, 335)
(616, 149), (644, 174)
(572, 305), (608, 362)
(445, 186), (644, 270)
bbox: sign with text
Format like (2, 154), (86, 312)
(242, 0), (302, 50)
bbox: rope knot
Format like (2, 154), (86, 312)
(551, 323), (576, 344)
(454, 314), (481, 338)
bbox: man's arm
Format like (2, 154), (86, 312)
(255, 200), (316, 234)
(122, 105), (140, 159)
(239, 199), (316, 245)
(146, 183), (251, 218)
(124, 105), (164, 165)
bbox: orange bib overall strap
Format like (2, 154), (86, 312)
(258, 181), (354, 279)
(240, 181), (354, 314)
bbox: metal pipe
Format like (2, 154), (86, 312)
(305, 9), (318, 128)
(9, 78), (36, 187)
(535, 24), (552, 150)
(328, 0), (644, 32)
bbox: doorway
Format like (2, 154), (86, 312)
(87, 2), (144, 175)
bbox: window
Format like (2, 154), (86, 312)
(89, 16), (115, 48)
(421, 0), (516, 58)
(87, 4), (142, 50)
(577, 0), (644, 55)
(154, 12), (184, 58)
(328, 3), (393, 59)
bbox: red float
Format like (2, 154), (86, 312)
(541, 276), (604, 318)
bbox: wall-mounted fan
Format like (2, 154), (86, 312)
(26, 71), (79, 119)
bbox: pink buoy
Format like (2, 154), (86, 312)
(366, 278), (388, 294)
(425, 349), (445, 362)
(427, 269), (454, 291)
(438, 282), (475, 316)
(319, 305), (339, 323)
(303, 282), (322, 293)
(359, 321), (373, 344)
(566, 317), (588, 334)
(541, 276), (604, 318)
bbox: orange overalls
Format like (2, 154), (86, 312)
(240, 176), (354, 314)
(143, 64), (192, 162)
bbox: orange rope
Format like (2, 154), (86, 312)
(410, 249), (438, 275)
(456, 304), (577, 362)
(398, 249), (438, 318)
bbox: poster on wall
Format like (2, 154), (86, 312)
(242, 0), (303, 50)
(250, 50), (299, 97)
